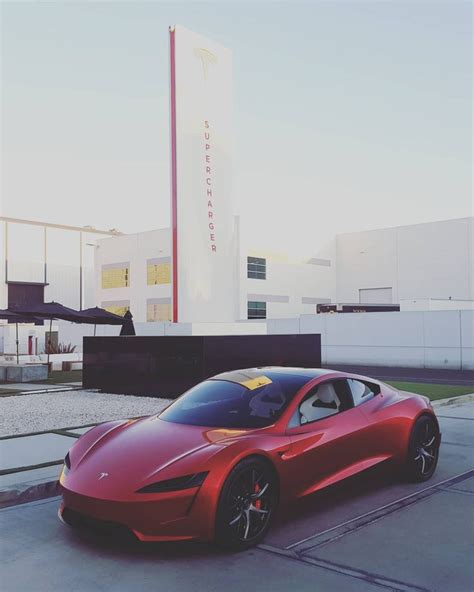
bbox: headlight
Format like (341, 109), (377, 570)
(136, 471), (208, 494)
(62, 452), (71, 476)
(59, 453), (71, 483)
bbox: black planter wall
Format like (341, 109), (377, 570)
(83, 334), (321, 398)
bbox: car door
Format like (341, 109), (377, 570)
(346, 378), (395, 460)
(284, 379), (371, 498)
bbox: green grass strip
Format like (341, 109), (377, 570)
(386, 381), (474, 401)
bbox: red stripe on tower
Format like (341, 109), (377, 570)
(169, 27), (178, 322)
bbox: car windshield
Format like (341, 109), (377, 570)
(159, 375), (308, 428)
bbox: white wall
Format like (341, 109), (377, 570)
(0, 322), (58, 356)
(53, 319), (268, 352)
(401, 298), (474, 311)
(267, 310), (473, 370)
(10, 311), (468, 372)
(55, 321), (122, 353)
(461, 310), (474, 370)
(335, 218), (473, 304)
(0, 223), (6, 309)
(134, 321), (267, 336)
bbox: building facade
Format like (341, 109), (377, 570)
(1, 217), (121, 312)
(94, 224), (336, 323)
(2, 216), (471, 325)
(94, 217), (473, 323)
(335, 217), (473, 304)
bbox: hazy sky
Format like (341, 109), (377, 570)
(1, 0), (472, 255)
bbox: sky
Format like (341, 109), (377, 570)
(1, 0), (472, 255)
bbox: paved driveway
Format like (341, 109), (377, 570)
(1, 400), (473, 592)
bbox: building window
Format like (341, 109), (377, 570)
(102, 301), (130, 317)
(248, 301), (266, 319)
(102, 265), (129, 289)
(147, 262), (171, 285)
(247, 257), (266, 280)
(147, 302), (172, 322)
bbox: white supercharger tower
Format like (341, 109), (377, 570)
(169, 25), (237, 323)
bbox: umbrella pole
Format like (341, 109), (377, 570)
(47, 317), (53, 374)
(94, 324), (96, 337)
(16, 322), (19, 365)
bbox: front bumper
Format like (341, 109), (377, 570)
(59, 484), (213, 542)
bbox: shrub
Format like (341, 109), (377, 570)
(44, 342), (77, 354)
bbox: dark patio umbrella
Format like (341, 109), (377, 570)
(79, 307), (125, 336)
(120, 310), (136, 336)
(12, 302), (88, 369)
(12, 301), (87, 323)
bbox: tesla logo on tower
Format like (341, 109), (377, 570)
(98, 472), (109, 480)
(194, 47), (218, 79)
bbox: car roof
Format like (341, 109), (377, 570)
(210, 367), (335, 386)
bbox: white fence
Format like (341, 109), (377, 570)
(267, 310), (473, 370)
(54, 320), (267, 352)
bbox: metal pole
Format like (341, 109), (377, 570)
(47, 317), (53, 373)
(79, 231), (83, 310)
(5, 221), (8, 284)
(15, 322), (19, 365)
(94, 324), (97, 337)
(44, 226), (48, 285)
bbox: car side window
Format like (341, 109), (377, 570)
(290, 380), (353, 427)
(347, 379), (380, 406)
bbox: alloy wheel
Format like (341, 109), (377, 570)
(413, 420), (438, 477)
(226, 467), (274, 542)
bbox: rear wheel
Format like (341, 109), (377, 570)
(402, 415), (440, 482)
(215, 457), (278, 550)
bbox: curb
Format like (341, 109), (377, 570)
(0, 479), (60, 509)
(1, 386), (89, 398)
(431, 393), (474, 407)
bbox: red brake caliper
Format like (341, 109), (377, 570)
(254, 483), (261, 509)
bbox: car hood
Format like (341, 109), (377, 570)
(65, 416), (253, 498)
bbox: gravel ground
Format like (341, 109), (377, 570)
(0, 390), (172, 436)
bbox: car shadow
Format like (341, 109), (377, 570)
(61, 519), (232, 560)
(272, 462), (399, 529)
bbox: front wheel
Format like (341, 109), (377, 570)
(215, 457), (279, 551)
(402, 415), (440, 482)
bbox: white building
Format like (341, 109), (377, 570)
(335, 217), (473, 305)
(0, 216), (121, 357)
(93, 223), (336, 323)
(0, 216), (121, 311)
(2, 215), (471, 327)
(93, 216), (473, 323)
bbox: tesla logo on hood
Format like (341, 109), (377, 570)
(98, 472), (109, 480)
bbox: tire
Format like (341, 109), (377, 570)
(402, 415), (440, 482)
(215, 457), (279, 551)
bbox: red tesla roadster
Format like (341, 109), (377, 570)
(59, 367), (441, 549)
